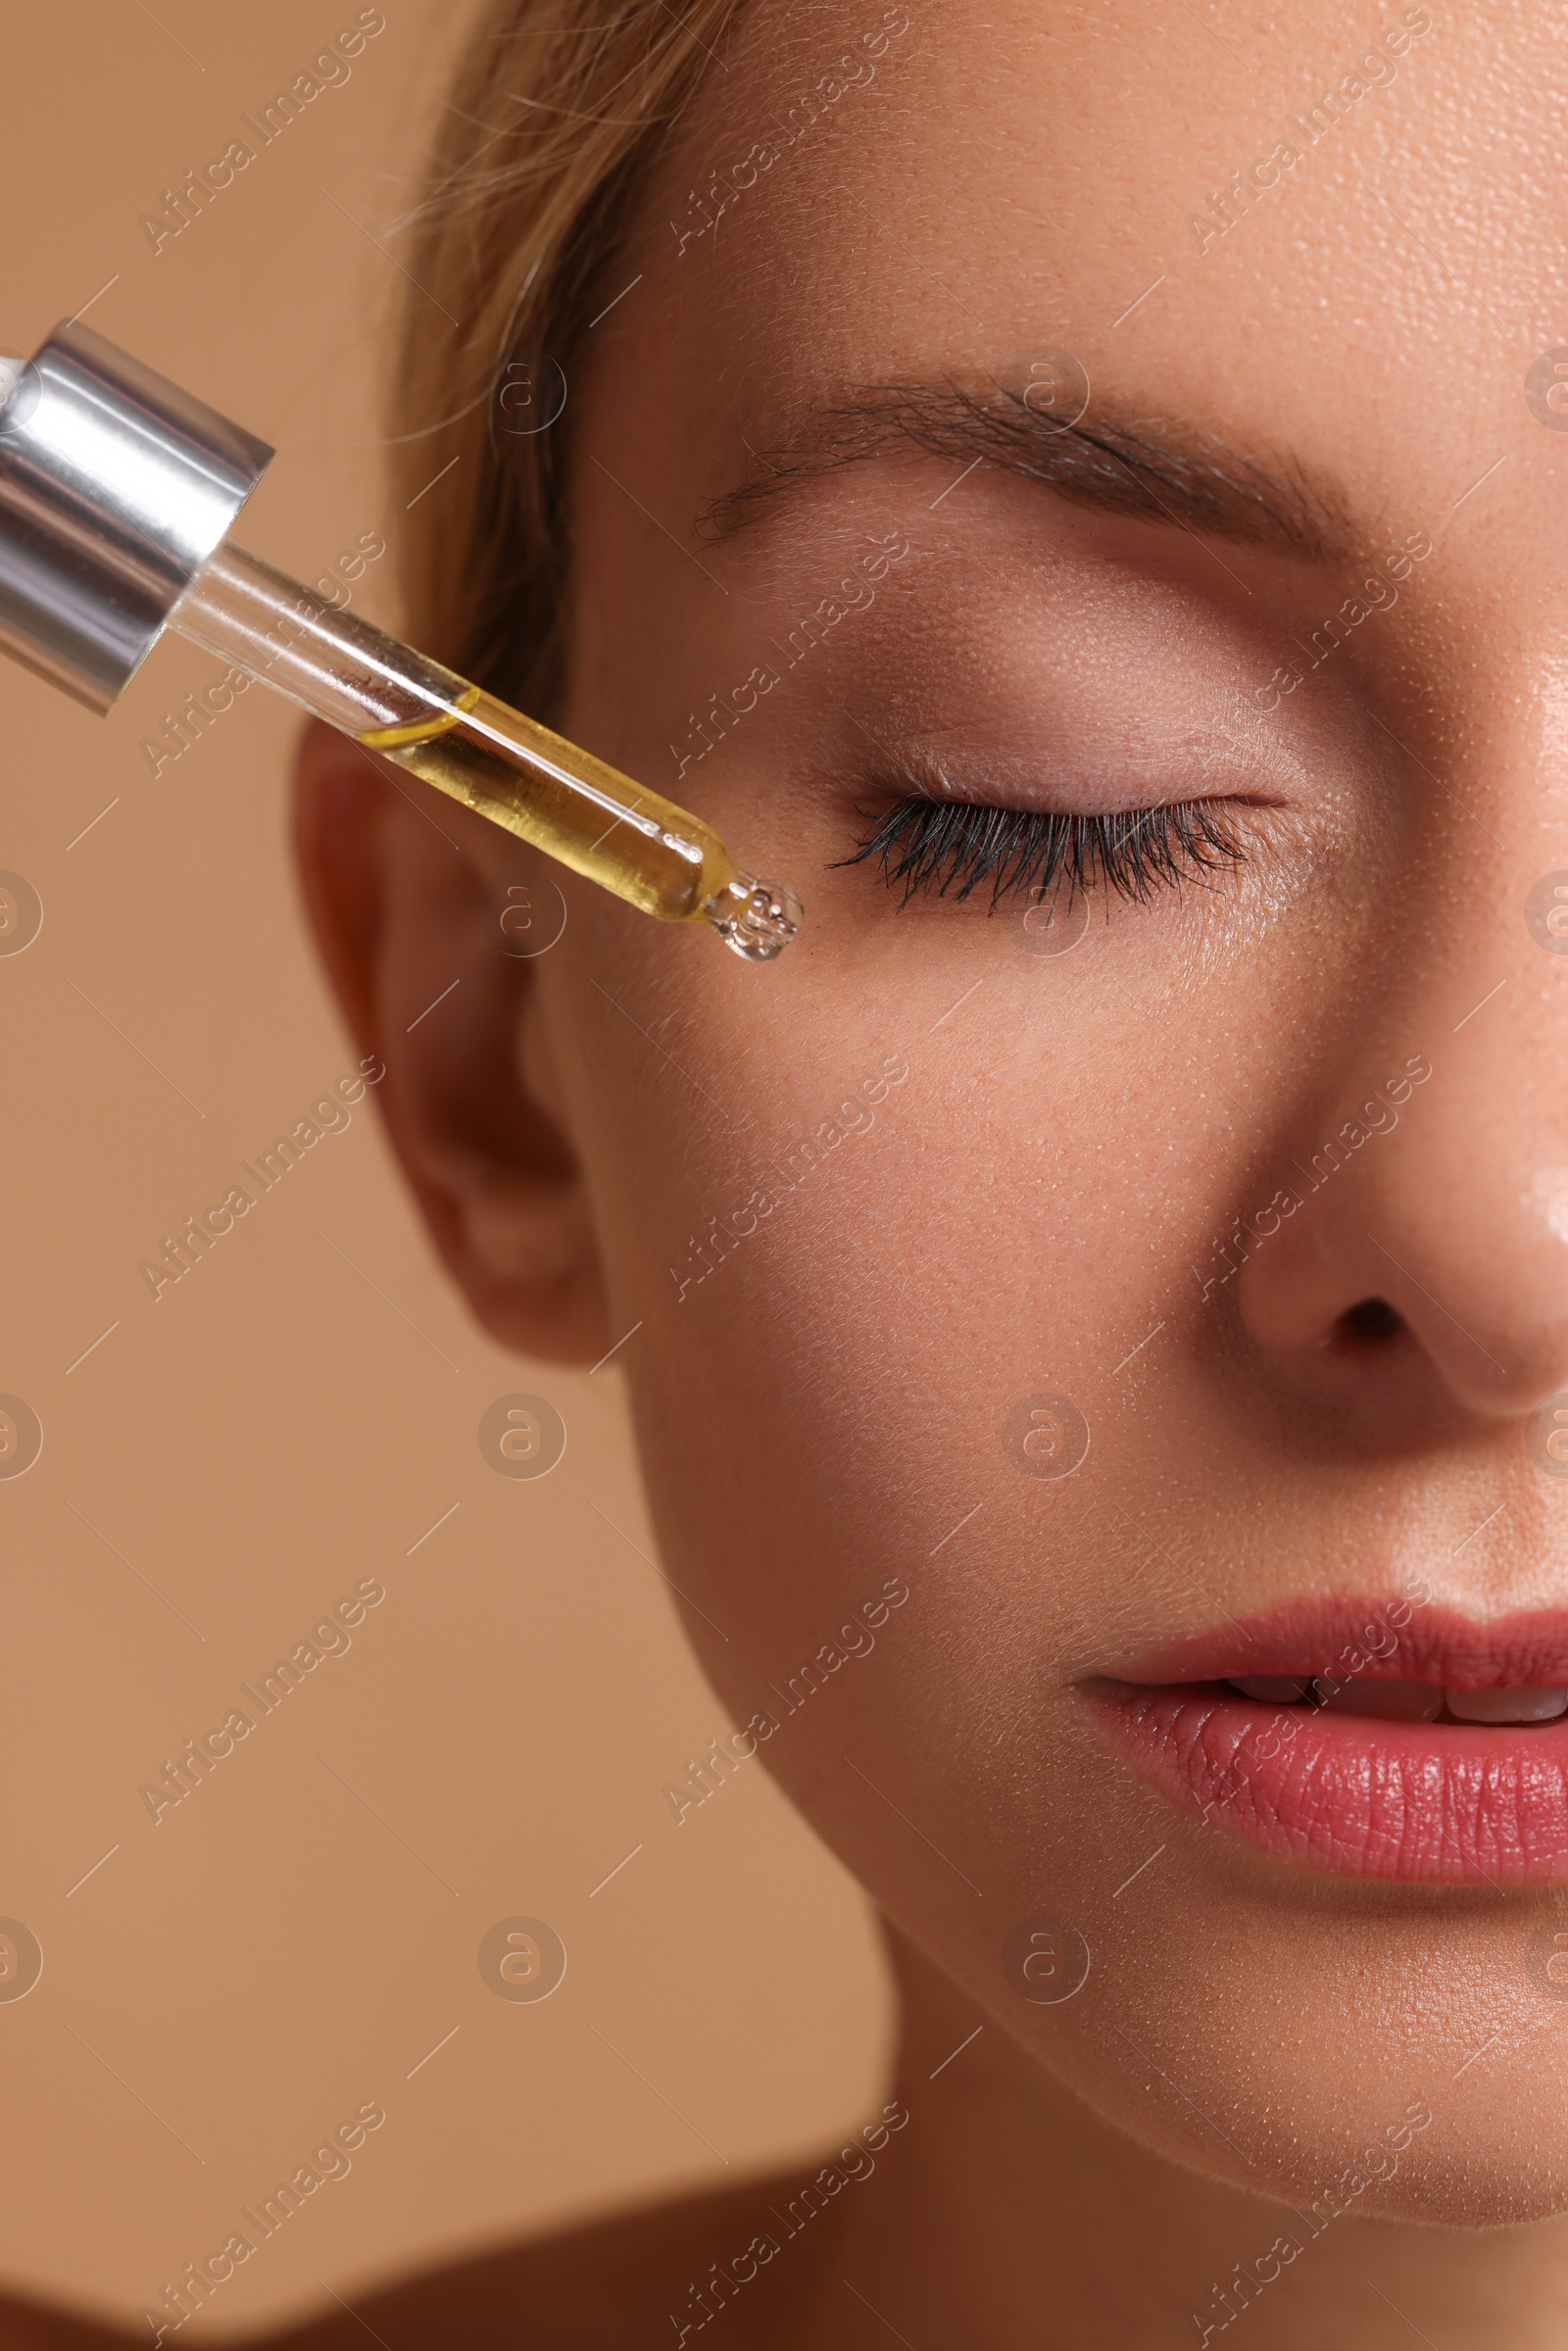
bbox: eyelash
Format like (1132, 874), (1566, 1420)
(840, 796), (1248, 908)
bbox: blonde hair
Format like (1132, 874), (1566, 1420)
(391, 0), (740, 711)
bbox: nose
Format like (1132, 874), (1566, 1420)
(1240, 964), (1568, 1420)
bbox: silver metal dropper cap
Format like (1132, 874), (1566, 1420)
(0, 321), (272, 713)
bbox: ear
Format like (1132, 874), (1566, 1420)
(291, 717), (612, 1363)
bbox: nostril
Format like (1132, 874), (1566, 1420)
(1338, 1296), (1405, 1346)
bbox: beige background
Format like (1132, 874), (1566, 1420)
(0, 4), (889, 2331)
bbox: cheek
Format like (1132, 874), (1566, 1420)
(560, 868), (1310, 1697)
(565, 900), (1243, 1741)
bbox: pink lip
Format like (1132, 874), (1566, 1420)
(1091, 1598), (1568, 1886)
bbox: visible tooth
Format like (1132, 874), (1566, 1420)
(1231, 1676), (1311, 1702)
(1318, 1679), (1444, 1721)
(1445, 1687), (1568, 1724)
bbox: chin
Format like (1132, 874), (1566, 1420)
(981, 1872), (1568, 2234)
(1356, 2170), (1568, 2231)
(1080, 2056), (1568, 2230)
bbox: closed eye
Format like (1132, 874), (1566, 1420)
(838, 795), (1249, 908)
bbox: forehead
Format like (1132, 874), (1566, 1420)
(612, 0), (1568, 565)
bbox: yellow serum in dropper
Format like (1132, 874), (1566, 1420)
(361, 688), (732, 922)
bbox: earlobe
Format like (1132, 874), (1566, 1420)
(291, 717), (613, 1364)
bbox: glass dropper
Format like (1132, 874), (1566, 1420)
(171, 539), (802, 959)
(0, 325), (801, 963)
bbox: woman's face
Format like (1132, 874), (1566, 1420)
(305, 0), (1568, 2228)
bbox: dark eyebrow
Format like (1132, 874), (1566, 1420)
(698, 378), (1354, 566)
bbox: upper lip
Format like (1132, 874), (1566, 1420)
(1106, 1598), (1568, 1693)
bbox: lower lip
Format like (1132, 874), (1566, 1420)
(1095, 1684), (1568, 1884)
